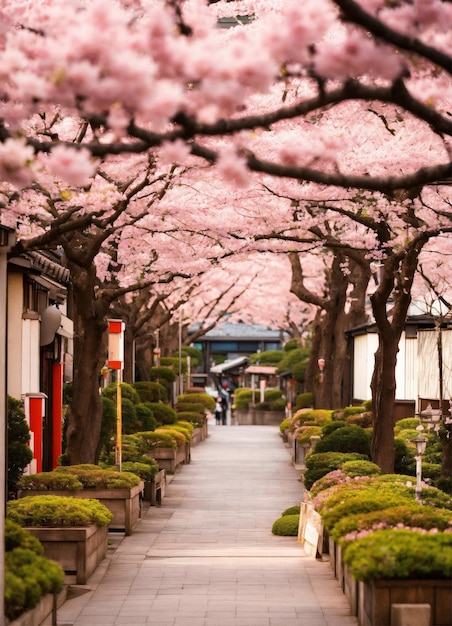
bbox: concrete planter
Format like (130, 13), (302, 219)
(18, 482), (144, 536)
(235, 408), (284, 425)
(24, 525), (108, 585)
(143, 469), (166, 505)
(357, 578), (452, 626)
(149, 445), (187, 473)
(191, 427), (203, 446)
(7, 589), (67, 626)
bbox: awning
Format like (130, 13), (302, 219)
(245, 365), (277, 375)
(210, 356), (249, 374)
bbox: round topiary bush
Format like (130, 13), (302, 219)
(304, 451), (369, 491)
(342, 529), (452, 581)
(7, 495), (114, 527)
(340, 460), (382, 478)
(4, 520), (64, 621)
(282, 505), (301, 516)
(313, 425), (371, 456)
(136, 403), (157, 431)
(102, 382), (140, 405)
(272, 514), (300, 536)
(146, 402), (177, 425)
(134, 380), (169, 403)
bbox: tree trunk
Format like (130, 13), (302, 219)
(370, 330), (399, 472)
(369, 241), (424, 473)
(65, 263), (108, 465)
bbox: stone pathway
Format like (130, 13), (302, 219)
(57, 424), (358, 626)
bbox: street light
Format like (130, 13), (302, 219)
(410, 433), (428, 502)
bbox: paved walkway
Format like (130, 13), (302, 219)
(57, 424), (358, 626)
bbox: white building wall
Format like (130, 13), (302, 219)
(418, 329), (452, 401)
(7, 273), (24, 399)
(353, 333), (378, 401)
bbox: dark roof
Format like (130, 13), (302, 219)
(198, 321), (281, 342)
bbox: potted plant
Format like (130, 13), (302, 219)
(17, 464), (143, 536)
(5, 519), (65, 626)
(136, 429), (186, 473)
(7, 495), (113, 586)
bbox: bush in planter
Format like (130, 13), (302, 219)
(309, 460), (381, 497)
(135, 403), (157, 431)
(136, 430), (177, 449)
(7, 396), (33, 498)
(313, 425), (371, 456)
(156, 427), (187, 446)
(177, 392), (215, 411)
(296, 425), (322, 444)
(272, 514), (300, 536)
(18, 465), (141, 491)
(146, 402), (177, 425)
(175, 402), (205, 415)
(134, 380), (169, 403)
(295, 392), (313, 409)
(175, 411), (206, 427)
(321, 420), (346, 436)
(331, 503), (452, 545)
(8, 495), (114, 527)
(102, 381), (140, 405)
(304, 452), (369, 491)
(5, 520), (65, 622)
(342, 529), (452, 581)
(120, 460), (159, 481)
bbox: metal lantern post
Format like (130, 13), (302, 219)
(411, 434), (428, 501)
(108, 319), (125, 471)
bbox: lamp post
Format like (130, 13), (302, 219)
(411, 433), (428, 502)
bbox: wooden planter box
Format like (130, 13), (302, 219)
(191, 427), (202, 446)
(149, 445), (187, 473)
(18, 482), (144, 536)
(24, 525), (108, 585)
(358, 578), (452, 626)
(143, 469), (166, 505)
(8, 589), (67, 626)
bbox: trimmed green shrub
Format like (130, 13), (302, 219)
(177, 392), (215, 411)
(156, 427), (187, 445)
(282, 505), (301, 516)
(175, 402), (205, 415)
(304, 452), (369, 491)
(5, 521), (64, 621)
(272, 514), (300, 536)
(343, 406), (366, 418)
(134, 380), (168, 403)
(331, 503), (452, 544)
(102, 382), (140, 405)
(249, 350), (284, 365)
(295, 392), (313, 409)
(174, 411), (206, 427)
(136, 430), (177, 449)
(321, 420), (346, 436)
(394, 437), (416, 475)
(149, 366), (176, 384)
(161, 357), (187, 373)
(120, 460), (158, 481)
(296, 426), (322, 444)
(135, 403), (157, 431)
(18, 465), (141, 491)
(342, 530), (452, 581)
(279, 417), (292, 433)
(340, 460), (381, 478)
(121, 397), (138, 432)
(314, 425), (371, 456)
(394, 417), (421, 433)
(146, 402), (177, 425)
(7, 396), (33, 498)
(8, 495), (114, 527)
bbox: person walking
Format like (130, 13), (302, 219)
(214, 397), (222, 425)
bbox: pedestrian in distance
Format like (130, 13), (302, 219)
(215, 397), (222, 425)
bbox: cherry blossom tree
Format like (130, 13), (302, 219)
(0, 0), (450, 474)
